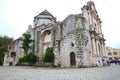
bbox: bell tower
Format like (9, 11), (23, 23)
(34, 10), (56, 27)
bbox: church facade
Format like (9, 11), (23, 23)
(3, 1), (106, 67)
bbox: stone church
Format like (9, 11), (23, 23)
(3, 1), (106, 67)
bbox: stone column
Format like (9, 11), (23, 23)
(95, 39), (99, 62)
(91, 34), (96, 55)
(100, 40), (105, 57)
(34, 30), (38, 55)
(95, 39), (99, 55)
(101, 43), (104, 57)
(89, 38), (93, 55)
(37, 31), (41, 58)
(54, 41), (60, 67)
(91, 34), (98, 64)
(103, 43), (106, 57)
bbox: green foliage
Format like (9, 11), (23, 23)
(0, 52), (4, 65)
(43, 47), (54, 62)
(19, 52), (38, 63)
(0, 35), (13, 52)
(0, 35), (13, 65)
(46, 47), (53, 54)
(41, 55), (45, 62)
(21, 33), (34, 54)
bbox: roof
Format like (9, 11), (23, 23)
(87, 1), (95, 6)
(34, 10), (55, 19)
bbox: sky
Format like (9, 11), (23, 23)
(0, 0), (120, 49)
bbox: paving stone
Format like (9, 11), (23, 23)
(0, 64), (120, 80)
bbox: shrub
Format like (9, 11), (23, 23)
(41, 55), (45, 62)
(19, 52), (38, 63)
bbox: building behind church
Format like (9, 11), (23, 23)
(3, 1), (106, 67)
(106, 46), (120, 61)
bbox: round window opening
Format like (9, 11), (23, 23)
(71, 42), (74, 47)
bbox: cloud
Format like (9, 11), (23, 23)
(0, 0), (120, 48)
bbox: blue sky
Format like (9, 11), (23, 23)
(0, 0), (120, 49)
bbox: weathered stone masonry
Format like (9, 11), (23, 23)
(3, 1), (106, 67)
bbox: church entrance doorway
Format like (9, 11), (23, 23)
(10, 52), (16, 66)
(11, 52), (16, 60)
(41, 30), (52, 54)
(70, 52), (76, 66)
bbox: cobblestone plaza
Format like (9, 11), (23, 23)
(0, 64), (120, 80)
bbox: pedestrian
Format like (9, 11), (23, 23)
(118, 58), (120, 65)
(106, 60), (110, 66)
(114, 59), (117, 64)
(97, 60), (101, 66)
(102, 58), (104, 66)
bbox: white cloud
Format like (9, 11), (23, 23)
(0, 0), (120, 48)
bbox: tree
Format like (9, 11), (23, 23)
(21, 33), (34, 54)
(43, 47), (54, 62)
(0, 35), (13, 65)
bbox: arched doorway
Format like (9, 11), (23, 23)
(41, 30), (52, 54)
(11, 52), (16, 60)
(10, 52), (16, 66)
(70, 52), (76, 66)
